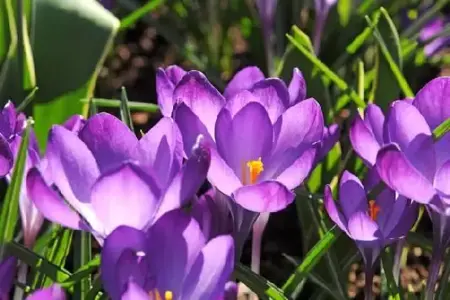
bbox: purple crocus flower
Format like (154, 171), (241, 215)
(27, 113), (210, 245)
(324, 171), (418, 298)
(255, 0), (278, 40)
(100, 209), (234, 300)
(0, 257), (17, 300)
(156, 65), (188, 117)
(173, 70), (324, 212)
(313, 0), (338, 54)
(26, 285), (66, 300)
(419, 18), (450, 57)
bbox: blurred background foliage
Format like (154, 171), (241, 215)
(0, 0), (449, 299)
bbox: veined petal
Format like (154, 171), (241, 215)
(232, 181), (295, 212)
(26, 285), (66, 300)
(349, 113), (381, 166)
(0, 101), (17, 138)
(376, 144), (436, 203)
(249, 79), (289, 122)
(0, 134), (13, 176)
(339, 171), (368, 218)
(364, 104), (385, 145)
(90, 163), (160, 236)
(62, 115), (86, 134)
(223, 66), (265, 99)
(156, 68), (176, 117)
(434, 160), (450, 197)
(122, 281), (148, 300)
(165, 65), (187, 84)
(287, 68), (307, 106)
(79, 113), (138, 173)
(26, 168), (82, 230)
(323, 185), (349, 234)
(224, 90), (260, 118)
(207, 147), (242, 196)
(182, 235), (235, 299)
(347, 211), (380, 242)
(173, 71), (225, 139)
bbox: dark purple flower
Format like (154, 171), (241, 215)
(313, 0), (338, 54)
(173, 70), (325, 212)
(0, 257), (17, 300)
(26, 284), (66, 300)
(324, 171), (418, 266)
(27, 113), (210, 244)
(101, 209), (234, 300)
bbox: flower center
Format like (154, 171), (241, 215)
(241, 157), (264, 185)
(368, 200), (380, 221)
(150, 289), (173, 300)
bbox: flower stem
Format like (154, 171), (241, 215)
(364, 264), (374, 300)
(426, 246), (444, 300)
(13, 262), (28, 300)
(251, 212), (270, 274)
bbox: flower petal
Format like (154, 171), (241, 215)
(173, 102), (215, 156)
(26, 285), (66, 300)
(349, 113), (381, 166)
(413, 76), (450, 129)
(182, 235), (235, 299)
(0, 101), (17, 138)
(223, 90), (260, 118)
(386, 101), (435, 180)
(0, 134), (13, 176)
(62, 115), (86, 134)
(101, 226), (148, 299)
(147, 210), (206, 295)
(122, 281), (148, 300)
(27, 168), (82, 230)
(156, 68), (176, 117)
(165, 65), (187, 84)
(249, 79), (289, 122)
(364, 104), (385, 145)
(90, 163), (160, 236)
(223, 66), (265, 99)
(323, 185), (349, 234)
(347, 211), (380, 241)
(138, 117), (183, 187)
(173, 71), (225, 139)
(434, 159), (450, 197)
(0, 257), (16, 299)
(315, 124), (340, 163)
(339, 171), (368, 218)
(79, 113), (138, 173)
(216, 102), (273, 179)
(233, 180), (295, 212)
(273, 98), (324, 155)
(376, 144), (436, 203)
(155, 136), (211, 219)
(207, 147), (242, 196)
(287, 68), (307, 106)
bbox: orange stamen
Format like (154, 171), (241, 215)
(150, 289), (173, 300)
(368, 200), (380, 221)
(242, 157), (264, 185)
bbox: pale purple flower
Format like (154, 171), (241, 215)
(156, 65), (188, 117)
(26, 284), (66, 300)
(100, 209), (234, 300)
(27, 113), (210, 245)
(419, 18), (450, 57)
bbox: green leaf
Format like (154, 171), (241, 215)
(120, 0), (166, 30)
(433, 117), (450, 142)
(60, 255), (100, 288)
(337, 0), (353, 27)
(73, 231), (92, 300)
(380, 247), (402, 300)
(379, 7), (402, 69)
(0, 0), (18, 96)
(282, 226), (341, 296)
(119, 87), (134, 131)
(80, 98), (160, 113)
(0, 119), (31, 247)
(234, 263), (288, 300)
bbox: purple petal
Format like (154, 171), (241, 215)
(376, 144), (436, 203)
(79, 113), (138, 173)
(90, 163), (160, 236)
(315, 124), (340, 162)
(155, 136), (211, 219)
(349, 113), (381, 166)
(339, 171), (368, 219)
(287, 68), (307, 106)
(156, 68), (176, 117)
(434, 159), (450, 197)
(364, 104), (385, 145)
(173, 102), (215, 156)
(26, 285), (66, 300)
(232, 180), (295, 212)
(27, 168), (82, 230)
(223, 281), (238, 300)
(323, 185), (349, 235)
(0, 134), (13, 176)
(62, 115), (86, 134)
(207, 147), (242, 196)
(138, 117), (183, 188)
(173, 71), (225, 139)
(223, 67), (265, 99)
(386, 199), (418, 241)
(47, 125), (100, 213)
(0, 257), (16, 300)
(101, 226), (148, 299)
(147, 210), (206, 295)
(0, 101), (17, 139)
(165, 65), (187, 84)
(122, 281), (148, 300)
(273, 98), (324, 155)
(224, 90), (261, 118)
(182, 235), (235, 299)
(386, 101), (435, 180)
(248, 79), (289, 122)
(215, 102), (273, 181)
(347, 211), (380, 242)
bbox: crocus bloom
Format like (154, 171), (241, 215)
(26, 285), (66, 300)
(0, 257), (17, 300)
(324, 171), (418, 298)
(101, 209), (234, 300)
(173, 70), (325, 212)
(313, 0), (338, 54)
(27, 113), (210, 244)
(156, 65), (188, 117)
(255, 0), (278, 40)
(419, 18), (450, 57)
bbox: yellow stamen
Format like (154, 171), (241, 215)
(149, 289), (173, 300)
(164, 291), (173, 300)
(242, 157), (264, 185)
(368, 200), (380, 221)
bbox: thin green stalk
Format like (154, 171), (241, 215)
(402, 0), (449, 38)
(80, 98), (160, 113)
(73, 231), (91, 300)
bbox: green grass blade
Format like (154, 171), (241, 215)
(0, 119), (31, 248)
(120, 87), (134, 131)
(402, 0), (448, 39)
(432, 117), (450, 142)
(379, 7), (402, 69)
(234, 263), (288, 300)
(381, 247), (402, 300)
(73, 231), (91, 300)
(337, 0), (353, 27)
(282, 226), (341, 296)
(60, 255), (100, 288)
(16, 86), (38, 112)
(80, 98), (160, 113)
(120, 0), (166, 30)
